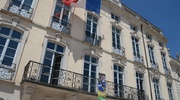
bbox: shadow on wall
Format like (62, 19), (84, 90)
(0, 81), (21, 94)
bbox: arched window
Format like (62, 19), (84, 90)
(0, 27), (22, 66)
(40, 42), (65, 85)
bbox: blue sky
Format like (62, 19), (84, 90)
(122, 0), (180, 58)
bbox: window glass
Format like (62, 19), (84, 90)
(11, 30), (22, 39)
(0, 27), (11, 36)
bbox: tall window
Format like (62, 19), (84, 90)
(148, 45), (156, 66)
(51, 0), (71, 33)
(114, 64), (124, 97)
(136, 72), (145, 100)
(111, 13), (119, 21)
(0, 27), (22, 66)
(167, 83), (174, 100)
(83, 55), (98, 93)
(161, 53), (168, 71)
(112, 27), (121, 52)
(40, 42), (64, 85)
(136, 72), (144, 91)
(85, 14), (98, 44)
(153, 78), (161, 100)
(8, 0), (34, 18)
(132, 37), (141, 61)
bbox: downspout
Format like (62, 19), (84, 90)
(141, 24), (153, 100)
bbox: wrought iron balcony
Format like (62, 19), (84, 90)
(0, 60), (16, 81)
(7, 0), (34, 19)
(134, 54), (144, 64)
(51, 16), (71, 34)
(112, 46), (125, 56)
(23, 61), (148, 100)
(85, 31), (101, 46)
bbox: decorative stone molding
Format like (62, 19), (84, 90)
(134, 63), (146, 73)
(22, 84), (36, 100)
(146, 40), (154, 48)
(112, 56), (126, 66)
(110, 21), (123, 30)
(130, 32), (140, 39)
(82, 47), (102, 58)
(160, 47), (166, 54)
(150, 69), (161, 80)
(45, 32), (70, 48)
(11, 16), (20, 29)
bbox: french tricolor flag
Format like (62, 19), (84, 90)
(63, 0), (102, 15)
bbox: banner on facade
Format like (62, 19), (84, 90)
(98, 73), (106, 100)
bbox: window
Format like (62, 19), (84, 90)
(8, 0), (34, 18)
(51, 0), (71, 34)
(130, 25), (137, 32)
(167, 83), (174, 100)
(40, 42), (64, 85)
(114, 64), (124, 97)
(0, 27), (22, 80)
(136, 72), (145, 100)
(153, 78), (161, 100)
(136, 72), (144, 90)
(148, 45), (156, 67)
(85, 14), (100, 45)
(159, 42), (164, 47)
(112, 27), (123, 54)
(161, 53), (168, 71)
(0, 27), (22, 66)
(83, 55), (98, 93)
(132, 37), (141, 62)
(111, 13), (119, 22)
(146, 34), (152, 40)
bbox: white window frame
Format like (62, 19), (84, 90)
(153, 78), (161, 100)
(167, 82), (174, 100)
(0, 27), (22, 66)
(53, 0), (71, 22)
(40, 41), (65, 84)
(136, 72), (144, 90)
(112, 26), (121, 49)
(0, 24), (29, 81)
(85, 13), (99, 37)
(132, 36), (141, 60)
(148, 45), (156, 65)
(83, 55), (98, 92)
(161, 53), (168, 71)
(113, 64), (124, 96)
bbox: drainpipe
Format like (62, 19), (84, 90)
(141, 24), (153, 100)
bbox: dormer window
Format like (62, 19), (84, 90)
(159, 42), (164, 47)
(111, 13), (119, 22)
(130, 25), (138, 32)
(146, 34), (152, 40)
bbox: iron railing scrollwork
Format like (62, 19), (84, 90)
(85, 31), (101, 46)
(112, 46), (125, 56)
(23, 61), (148, 100)
(134, 53), (144, 64)
(7, 0), (34, 19)
(51, 16), (71, 34)
(0, 60), (16, 81)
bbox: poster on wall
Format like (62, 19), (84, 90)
(98, 73), (106, 100)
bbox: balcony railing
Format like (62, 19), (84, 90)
(0, 60), (16, 81)
(112, 46), (125, 56)
(23, 61), (148, 100)
(51, 16), (71, 34)
(151, 62), (159, 69)
(7, 0), (34, 19)
(134, 54), (144, 64)
(85, 31), (101, 46)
